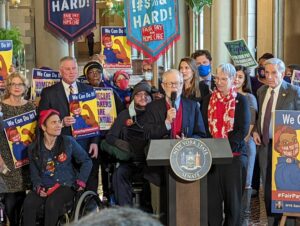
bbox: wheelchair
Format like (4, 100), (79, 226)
(18, 189), (104, 226)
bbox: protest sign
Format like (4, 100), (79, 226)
(31, 68), (61, 101)
(291, 69), (300, 87)
(0, 40), (13, 91)
(3, 110), (37, 168)
(95, 88), (117, 130)
(69, 90), (100, 139)
(271, 110), (300, 213)
(45, 0), (96, 42)
(125, 0), (180, 62)
(101, 26), (131, 69)
(224, 39), (258, 68)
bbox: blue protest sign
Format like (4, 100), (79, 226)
(125, 0), (180, 62)
(45, 0), (96, 42)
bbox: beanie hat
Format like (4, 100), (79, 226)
(83, 61), (103, 77)
(130, 81), (152, 101)
(113, 70), (130, 83)
(39, 109), (60, 128)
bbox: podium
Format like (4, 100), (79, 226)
(146, 138), (232, 226)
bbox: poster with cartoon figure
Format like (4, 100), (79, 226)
(69, 90), (100, 140)
(0, 40), (13, 91)
(31, 68), (61, 101)
(272, 110), (300, 213)
(95, 87), (117, 131)
(291, 69), (300, 87)
(3, 110), (37, 168)
(101, 26), (131, 69)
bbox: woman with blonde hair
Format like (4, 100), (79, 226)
(0, 72), (35, 225)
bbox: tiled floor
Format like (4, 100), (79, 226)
(248, 188), (268, 226)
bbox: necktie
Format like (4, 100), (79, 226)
(262, 90), (274, 145)
(69, 85), (74, 95)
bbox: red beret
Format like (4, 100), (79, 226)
(39, 109), (60, 128)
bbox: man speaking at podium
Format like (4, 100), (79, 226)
(143, 69), (206, 139)
(143, 69), (206, 216)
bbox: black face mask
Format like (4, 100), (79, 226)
(256, 66), (265, 78)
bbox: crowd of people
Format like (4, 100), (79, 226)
(0, 49), (299, 226)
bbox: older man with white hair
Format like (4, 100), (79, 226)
(253, 58), (300, 225)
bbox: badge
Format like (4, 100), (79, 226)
(57, 152), (67, 162)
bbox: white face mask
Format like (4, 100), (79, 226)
(144, 72), (153, 81)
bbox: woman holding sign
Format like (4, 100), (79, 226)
(0, 72), (35, 226)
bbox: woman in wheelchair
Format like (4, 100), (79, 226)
(22, 109), (92, 226)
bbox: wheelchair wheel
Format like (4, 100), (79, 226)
(73, 191), (103, 222)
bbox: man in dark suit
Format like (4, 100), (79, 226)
(191, 49), (216, 98)
(144, 69), (206, 139)
(142, 69), (206, 219)
(38, 56), (99, 192)
(253, 58), (300, 225)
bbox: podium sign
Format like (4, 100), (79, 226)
(147, 138), (232, 226)
(170, 138), (212, 181)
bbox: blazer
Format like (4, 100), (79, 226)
(143, 97), (206, 139)
(255, 80), (300, 135)
(201, 93), (250, 154)
(38, 82), (99, 143)
(199, 77), (216, 99)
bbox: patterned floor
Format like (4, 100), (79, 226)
(248, 188), (268, 226)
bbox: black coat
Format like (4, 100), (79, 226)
(201, 93), (250, 155)
(143, 97), (206, 139)
(38, 81), (99, 144)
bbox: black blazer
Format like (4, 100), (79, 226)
(201, 93), (250, 154)
(143, 97), (206, 139)
(199, 78), (216, 99)
(38, 82), (99, 143)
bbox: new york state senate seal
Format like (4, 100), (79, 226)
(170, 138), (212, 181)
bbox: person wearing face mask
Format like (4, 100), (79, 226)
(103, 81), (153, 207)
(142, 60), (164, 100)
(191, 49), (215, 98)
(112, 70), (132, 108)
(285, 64), (300, 84)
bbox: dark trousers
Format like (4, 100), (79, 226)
(77, 139), (99, 193)
(208, 156), (244, 226)
(88, 41), (94, 56)
(251, 151), (261, 191)
(112, 162), (145, 206)
(3, 192), (26, 226)
(23, 186), (75, 226)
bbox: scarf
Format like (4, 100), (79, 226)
(208, 87), (237, 138)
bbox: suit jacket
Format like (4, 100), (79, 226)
(199, 78), (216, 99)
(143, 97), (206, 139)
(38, 81), (99, 143)
(255, 80), (300, 135)
(201, 93), (250, 154)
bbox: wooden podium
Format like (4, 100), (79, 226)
(146, 138), (232, 226)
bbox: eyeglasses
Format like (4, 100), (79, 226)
(214, 77), (229, 83)
(135, 92), (150, 98)
(163, 81), (183, 88)
(10, 83), (25, 88)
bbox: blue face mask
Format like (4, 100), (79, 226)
(198, 65), (211, 77)
(283, 76), (291, 83)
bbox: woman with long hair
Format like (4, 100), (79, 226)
(178, 57), (201, 102)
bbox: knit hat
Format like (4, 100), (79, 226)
(113, 70), (130, 83)
(39, 109), (60, 128)
(131, 81), (152, 101)
(83, 61), (103, 77)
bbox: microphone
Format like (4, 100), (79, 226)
(170, 91), (177, 109)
